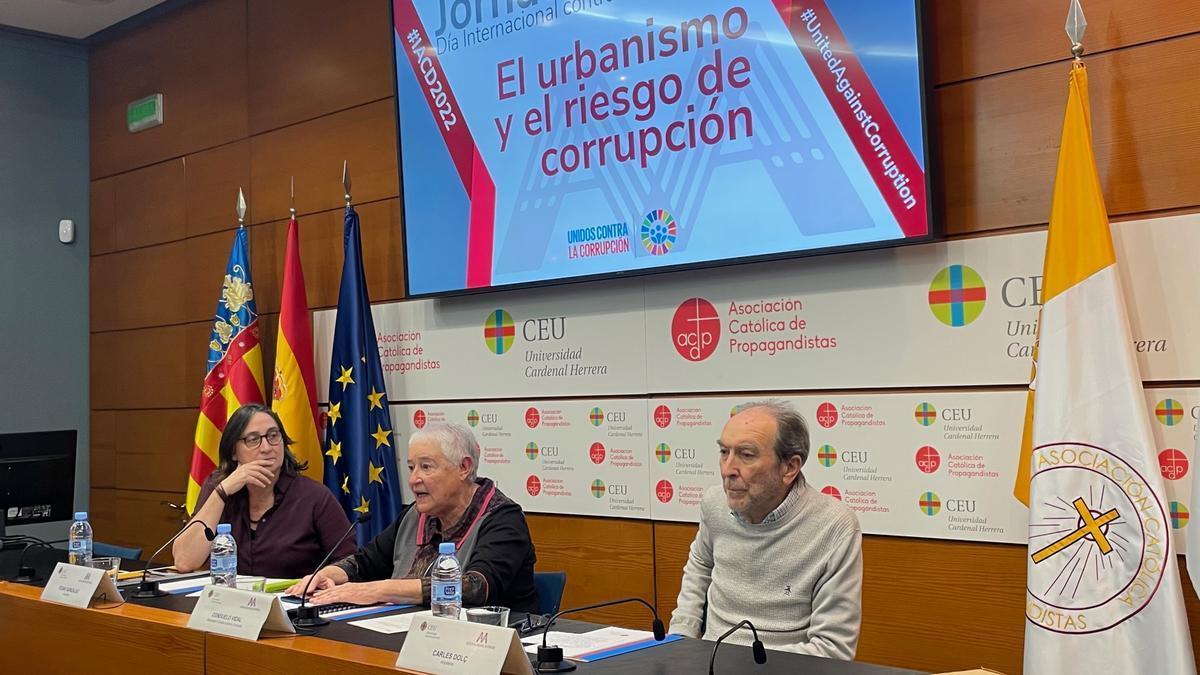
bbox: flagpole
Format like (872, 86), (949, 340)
(1066, 0), (1086, 60)
(236, 187), (247, 229)
(289, 176), (296, 220)
(342, 160), (352, 208)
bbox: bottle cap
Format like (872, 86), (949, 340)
(438, 542), (456, 555)
(74, 511), (87, 521)
(216, 523), (232, 534)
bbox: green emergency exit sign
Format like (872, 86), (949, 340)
(126, 94), (163, 133)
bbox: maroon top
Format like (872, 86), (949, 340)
(197, 470), (356, 579)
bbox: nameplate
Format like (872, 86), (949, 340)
(186, 585), (296, 640)
(397, 615), (533, 675)
(40, 562), (121, 609)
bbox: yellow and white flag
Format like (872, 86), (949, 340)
(1016, 62), (1194, 674)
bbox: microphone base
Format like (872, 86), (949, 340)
(13, 565), (39, 583)
(289, 605), (330, 628)
(129, 581), (168, 599)
(534, 646), (577, 673)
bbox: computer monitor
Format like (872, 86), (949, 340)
(0, 430), (77, 537)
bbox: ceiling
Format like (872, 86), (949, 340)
(0, 0), (168, 40)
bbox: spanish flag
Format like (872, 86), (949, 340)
(186, 227), (266, 513)
(271, 216), (323, 481)
(1016, 62), (1193, 674)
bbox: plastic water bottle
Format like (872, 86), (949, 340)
(68, 511), (92, 566)
(431, 541), (462, 619)
(209, 523), (237, 588)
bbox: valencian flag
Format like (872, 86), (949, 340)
(324, 205), (403, 546)
(1015, 62), (1193, 674)
(186, 227), (266, 513)
(271, 216), (323, 481)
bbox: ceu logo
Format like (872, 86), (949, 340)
(655, 442), (671, 463)
(483, 309), (516, 354)
(591, 479), (606, 498)
(671, 298), (720, 362)
(914, 402), (937, 427)
(525, 407), (540, 428)
(815, 402), (838, 429)
(1158, 449), (1189, 481)
(413, 409), (427, 429)
(1026, 442), (1168, 634)
(589, 442), (606, 464)
(588, 407), (604, 427)
(817, 444), (837, 468)
(640, 209), (678, 255)
(1171, 502), (1190, 529)
(928, 265), (986, 327)
(655, 479), (674, 503)
(1155, 398), (1184, 426)
(653, 405), (672, 428)
(915, 446), (941, 474)
(918, 491), (941, 516)
(466, 410), (479, 427)
(525, 442), (539, 460)
(526, 475), (542, 496)
(820, 485), (842, 501)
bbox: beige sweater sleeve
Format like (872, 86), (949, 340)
(788, 517), (863, 660)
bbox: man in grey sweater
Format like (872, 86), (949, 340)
(668, 400), (863, 660)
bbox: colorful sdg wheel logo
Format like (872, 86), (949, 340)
(640, 209), (678, 256)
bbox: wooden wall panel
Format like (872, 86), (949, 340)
(250, 199), (405, 314)
(247, 0), (394, 134)
(249, 100), (400, 224)
(90, 488), (188, 556)
(91, 411), (117, 489)
(111, 409), (201, 493)
(89, 0), (248, 178)
(184, 140), (251, 237)
(527, 515), (656, 629)
(91, 322), (208, 410)
(652, 521), (696, 620)
(935, 34), (1200, 235)
(929, 0), (1200, 84)
(90, 158), (186, 255)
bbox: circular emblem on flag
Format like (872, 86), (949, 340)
(525, 407), (540, 428)
(1154, 398), (1184, 426)
(817, 445), (837, 468)
(589, 442), (606, 464)
(918, 491), (941, 516)
(483, 309), (516, 355)
(928, 265), (986, 327)
(914, 402), (937, 427)
(1026, 442), (1168, 634)
(655, 443), (671, 463)
(1171, 502), (1190, 529)
(466, 410), (479, 427)
(640, 209), (677, 255)
(653, 405), (672, 428)
(1158, 448), (1189, 481)
(655, 480), (674, 503)
(413, 409), (427, 429)
(816, 402), (838, 428)
(590, 479), (606, 498)
(820, 485), (842, 501)
(915, 446), (941, 474)
(588, 407), (604, 427)
(671, 298), (720, 362)
(526, 475), (542, 497)
(525, 442), (539, 460)
(272, 366), (288, 402)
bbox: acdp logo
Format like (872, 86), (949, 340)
(655, 479), (674, 503)
(589, 442), (606, 464)
(526, 475), (542, 496)
(815, 402), (838, 428)
(413, 409), (427, 429)
(928, 265), (986, 327)
(525, 407), (540, 428)
(915, 446), (941, 474)
(653, 405), (672, 428)
(820, 485), (842, 501)
(641, 209), (678, 255)
(1159, 449), (1189, 481)
(483, 309), (516, 354)
(671, 298), (720, 362)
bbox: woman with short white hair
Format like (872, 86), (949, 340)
(287, 422), (538, 613)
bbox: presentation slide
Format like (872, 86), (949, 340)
(393, 0), (929, 295)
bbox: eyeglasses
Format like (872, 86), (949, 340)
(240, 428), (283, 449)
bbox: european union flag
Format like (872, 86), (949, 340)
(323, 205), (403, 546)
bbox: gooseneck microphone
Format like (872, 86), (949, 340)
(708, 619), (767, 674)
(130, 519), (215, 599)
(535, 597), (666, 673)
(11, 538), (67, 582)
(289, 511), (368, 629)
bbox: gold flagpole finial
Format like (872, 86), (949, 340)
(236, 188), (247, 228)
(342, 160), (352, 208)
(1066, 0), (1087, 60)
(289, 176), (296, 219)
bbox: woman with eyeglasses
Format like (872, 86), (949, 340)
(171, 403), (356, 577)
